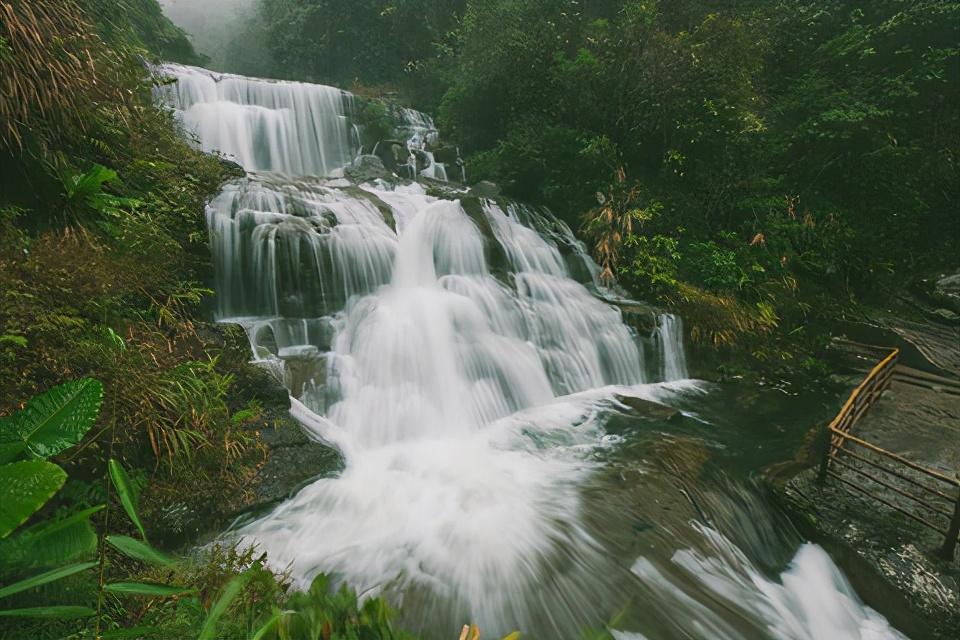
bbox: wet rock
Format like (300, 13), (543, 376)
(459, 196), (511, 283)
(433, 145), (460, 165)
(468, 180), (501, 198)
(932, 270), (960, 313)
(218, 156), (246, 179)
(931, 307), (959, 324)
(615, 395), (680, 421)
(372, 140), (408, 171)
(612, 302), (658, 335)
(344, 185), (397, 232)
(345, 154), (389, 183)
(774, 468), (960, 639)
(253, 415), (343, 506)
(278, 347), (323, 398)
(322, 177), (352, 189)
(411, 148), (431, 173)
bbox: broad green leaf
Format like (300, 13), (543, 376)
(0, 561), (97, 599)
(108, 459), (146, 540)
(106, 535), (174, 567)
(0, 379), (103, 463)
(198, 571), (253, 640)
(0, 506), (102, 571)
(0, 605), (94, 619)
(0, 460), (66, 538)
(103, 582), (195, 596)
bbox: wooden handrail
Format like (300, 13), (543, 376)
(816, 347), (960, 559)
(830, 428), (960, 488)
(827, 347), (900, 433)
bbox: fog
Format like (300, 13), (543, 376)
(159, 0), (272, 75)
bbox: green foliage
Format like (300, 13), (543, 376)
(0, 505), (104, 576)
(106, 536), (174, 567)
(108, 459), (147, 541)
(681, 238), (743, 292)
(0, 378), (103, 463)
(0, 461), (67, 538)
(198, 569), (254, 640)
(0, 383), (187, 632)
(419, 0), (958, 353)
(102, 582), (194, 596)
(267, 574), (416, 640)
(256, 0), (465, 105)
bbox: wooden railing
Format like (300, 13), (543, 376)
(818, 348), (960, 561)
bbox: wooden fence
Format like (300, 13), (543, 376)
(817, 348), (960, 561)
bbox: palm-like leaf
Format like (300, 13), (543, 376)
(0, 461), (67, 538)
(0, 378), (103, 463)
(0, 605), (94, 619)
(106, 535), (174, 567)
(0, 561), (96, 599)
(103, 582), (194, 596)
(0, 505), (103, 573)
(108, 459), (147, 540)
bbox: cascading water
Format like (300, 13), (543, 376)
(399, 107), (449, 181)
(155, 63), (356, 176)
(654, 314), (688, 382)
(156, 64), (908, 639)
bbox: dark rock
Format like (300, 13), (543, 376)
(468, 180), (501, 198)
(611, 302), (658, 335)
(460, 196), (511, 284)
(345, 154), (390, 183)
(344, 185), (397, 232)
(775, 469), (959, 640)
(253, 415), (343, 506)
(433, 145), (460, 165)
(933, 270), (960, 313)
(218, 156), (246, 179)
(411, 148), (431, 173)
(372, 141), (408, 172)
(615, 395), (680, 421)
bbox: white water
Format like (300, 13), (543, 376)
(155, 63), (356, 177)
(655, 314), (687, 382)
(156, 64), (907, 638)
(626, 523), (907, 640)
(399, 107), (449, 181)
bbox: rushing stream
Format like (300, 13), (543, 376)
(157, 64), (909, 639)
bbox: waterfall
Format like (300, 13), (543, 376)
(654, 314), (688, 381)
(156, 66), (904, 639)
(155, 63), (356, 177)
(399, 107), (449, 181)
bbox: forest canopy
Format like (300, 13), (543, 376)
(221, 0), (958, 347)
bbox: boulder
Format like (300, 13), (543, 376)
(933, 270), (960, 313)
(615, 394), (680, 421)
(344, 154), (389, 183)
(468, 180), (501, 199)
(433, 145), (460, 165)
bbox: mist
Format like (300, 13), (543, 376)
(159, 0), (273, 76)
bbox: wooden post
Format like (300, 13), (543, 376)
(938, 477), (960, 561)
(817, 423), (832, 486)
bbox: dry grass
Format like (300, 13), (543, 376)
(666, 283), (776, 347)
(0, 0), (126, 148)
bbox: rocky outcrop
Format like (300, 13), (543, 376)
(344, 154), (391, 183)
